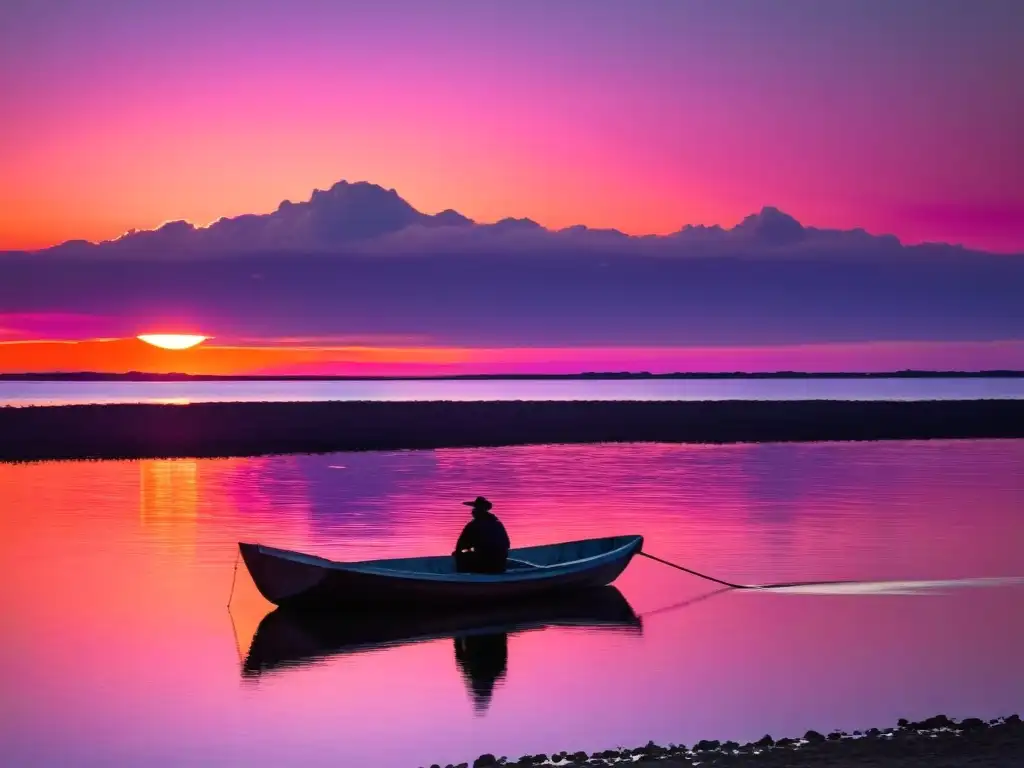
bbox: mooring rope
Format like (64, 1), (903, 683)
(638, 551), (749, 588)
(227, 548), (241, 608)
(639, 550), (854, 590)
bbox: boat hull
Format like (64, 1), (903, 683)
(239, 535), (643, 609)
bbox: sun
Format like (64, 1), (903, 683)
(137, 334), (208, 350)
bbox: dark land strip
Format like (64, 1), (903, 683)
(2, 399), (1024, 462)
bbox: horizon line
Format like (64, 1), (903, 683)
(3, 369), (1023, 381)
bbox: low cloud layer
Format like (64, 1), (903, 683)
(1, 181), (1022, 348)
(28, 180), (918, 258)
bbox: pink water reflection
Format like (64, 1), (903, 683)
(1, 439), (1022, 767)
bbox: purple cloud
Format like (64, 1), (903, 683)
(1, 181), (1022, 348)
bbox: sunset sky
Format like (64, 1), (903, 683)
(2, 1), (1022, 375)
(2, 0), (1021, 253)
(2, 337), (1024, 377)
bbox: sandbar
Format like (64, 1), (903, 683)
(1, 399), (1023, 462)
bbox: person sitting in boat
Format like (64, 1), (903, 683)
(453, 496), (510, 574)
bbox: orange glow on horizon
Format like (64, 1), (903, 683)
(0, 337), (473, 377)
(0, 337), (1023, 377)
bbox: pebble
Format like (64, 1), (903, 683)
(434, 712), (1023, 767)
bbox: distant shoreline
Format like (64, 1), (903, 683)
(2, 399), (1023, 462)
(2, 370), (1023, 382)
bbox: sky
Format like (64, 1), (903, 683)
(2, 0), (1022, 253)
(1, 0), (1023, 374)
(3, 337), (1023, 377)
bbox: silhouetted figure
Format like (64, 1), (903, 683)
(453, 631), (508, 715)
(453, 496), (510, 574)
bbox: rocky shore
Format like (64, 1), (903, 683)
(2, 398), (1024, 462)
(432, 714), (1023, 768)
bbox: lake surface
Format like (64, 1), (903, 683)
(2, 439), (1023, 767)
(2, 376), (1024, 406)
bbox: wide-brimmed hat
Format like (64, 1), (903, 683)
(462, 496), (493, 512)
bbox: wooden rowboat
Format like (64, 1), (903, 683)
(241, 585), (642, 678)
(238, 534), (643, 608)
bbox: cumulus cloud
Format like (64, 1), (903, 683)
(1, 180), (1022, 347)
(25, 179), (919, 258)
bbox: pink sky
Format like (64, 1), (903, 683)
(1, 1), (1022, 253)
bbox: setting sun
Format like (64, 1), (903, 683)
(136, 334), (208, 350)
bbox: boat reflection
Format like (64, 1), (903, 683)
(241, 586), (642, 713)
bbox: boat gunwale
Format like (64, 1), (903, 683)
(240, 535), (643, 584)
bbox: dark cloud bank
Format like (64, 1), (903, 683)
(1, 180), (1022, 346)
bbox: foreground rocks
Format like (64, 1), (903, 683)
(4, 399), (1024, 461)
(429, 714), (1023, 768)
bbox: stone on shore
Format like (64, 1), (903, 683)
(435, 713), (1024, 768)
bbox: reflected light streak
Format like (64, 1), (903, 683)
(139, 459), (199, 559)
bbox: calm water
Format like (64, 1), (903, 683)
(2, 376), (1024, 406)
(2, 440), (1023, 767)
